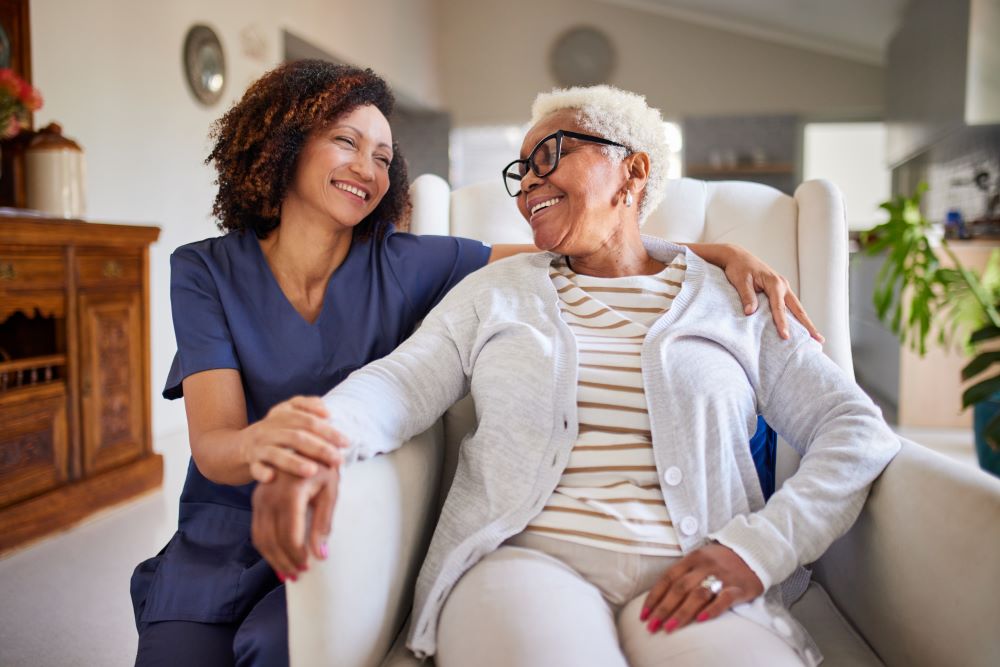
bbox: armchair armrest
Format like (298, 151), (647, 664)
(287, 422), (445, 667)
(814, 439), (1000, 667)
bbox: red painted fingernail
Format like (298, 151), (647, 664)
(320, 543), (329, 559)
(299, 563), (309, 573)
(276, 572), (286, 583)
(289, 573), (298, 582)
(647, 619), (662, 633)
(697, 612), (709, 623)
(640, 607), (651, 622)
(664, 618), (678, 633)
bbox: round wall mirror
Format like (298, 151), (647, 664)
(183, 24), (226, 106)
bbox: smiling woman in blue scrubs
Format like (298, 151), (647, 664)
(129, 60), (816, 667)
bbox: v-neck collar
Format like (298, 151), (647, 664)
(248, 230), (359, 328)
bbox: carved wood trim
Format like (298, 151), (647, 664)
(79, 290), (144, 475)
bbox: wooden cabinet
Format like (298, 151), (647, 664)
(0, 216), (160, 553)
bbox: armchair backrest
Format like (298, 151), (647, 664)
(409, 174), (852, 377)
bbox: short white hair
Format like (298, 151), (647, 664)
(531, 85), (667, 224)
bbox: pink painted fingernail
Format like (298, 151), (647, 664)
(664, 618), (678, 633)
(639, 607), (651, 622)
(697, 612), (709, 623)
(647, 619), (662, 633)
(289, 573), (298, 583)
(319, 543), (329, 559)
(276, 572), (286, 583)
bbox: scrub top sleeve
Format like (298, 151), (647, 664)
(387, 233), (491, 318)
(162, 248), (240, 399)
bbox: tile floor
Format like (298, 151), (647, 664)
(0, 426), (983, 666)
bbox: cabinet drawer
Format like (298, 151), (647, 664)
(0, 254), (66, 292)
(76, 253), (142, 289)
(0, 383), (69, 508)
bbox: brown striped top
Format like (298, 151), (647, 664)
(524, 255), (687, 556)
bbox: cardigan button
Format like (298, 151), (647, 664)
(663, 467), (683, 486)
(680, 516), (698, 536)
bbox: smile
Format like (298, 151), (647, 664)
(333, 181), (369, 200)
(530, 197), (562, 216)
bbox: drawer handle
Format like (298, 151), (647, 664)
(102, 260), (123, 278)
(0, 262), (15, 280)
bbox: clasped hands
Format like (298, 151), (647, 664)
(246, 396), (346, 581)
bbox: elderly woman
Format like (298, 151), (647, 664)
(252, 85), (898, 666)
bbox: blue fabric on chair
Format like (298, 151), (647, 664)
(750, 416), (777, 499)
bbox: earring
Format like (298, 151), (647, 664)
(625, 189), (634, 208)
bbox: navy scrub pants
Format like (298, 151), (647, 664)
(134, 583), (288, 667)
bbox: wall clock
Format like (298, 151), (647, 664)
(183, 24), (226, 106)
(550, 26), (616, 87)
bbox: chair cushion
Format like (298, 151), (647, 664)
(790, 582), (883, 666)
(380, 581), (881, 666)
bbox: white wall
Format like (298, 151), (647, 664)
(804, 122), (891, 231)
(32, 0), (443, 440)
(437, 0), (885, 126)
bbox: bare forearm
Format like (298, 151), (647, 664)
(189, 425), (256, 486)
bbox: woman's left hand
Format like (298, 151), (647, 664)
(639, 543), (764, 633)
(720, 245), (823, 342)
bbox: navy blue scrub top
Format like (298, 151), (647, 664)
(130, 227), (491, 626)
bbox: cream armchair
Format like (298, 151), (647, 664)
(287, 175), (1000, 667)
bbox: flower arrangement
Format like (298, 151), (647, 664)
(0, 68), (42, 138)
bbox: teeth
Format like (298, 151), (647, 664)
(531, 197), (562, 215)
(334, 182), (368, 200)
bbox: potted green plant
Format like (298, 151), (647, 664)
(862, 183), (1000, 476)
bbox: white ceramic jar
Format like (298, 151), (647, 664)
(25, 123), (87, 218)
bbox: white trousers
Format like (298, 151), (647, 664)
(436, 532), (804, 667)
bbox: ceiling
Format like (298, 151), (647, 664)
(596, 0), (910, 65)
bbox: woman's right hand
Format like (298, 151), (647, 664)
(243, 396), (349, 483)
(252, 465), (340, 577)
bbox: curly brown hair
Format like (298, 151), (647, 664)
(207, 59), (410, 240)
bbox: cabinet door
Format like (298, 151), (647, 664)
(0, 383), (69, 508)
(79, 290), (145, 474)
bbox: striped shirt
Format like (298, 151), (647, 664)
(525, 254), (688, 556)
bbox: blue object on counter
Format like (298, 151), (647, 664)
(946, 209), (970, 239)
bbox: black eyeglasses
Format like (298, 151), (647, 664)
(502, 130), (629, 197)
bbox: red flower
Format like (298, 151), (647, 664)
(0, 67), (42, 131)
(20, 83), (42, 111)
(0, 68), (19, 96)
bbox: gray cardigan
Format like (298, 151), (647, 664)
(322, 238), (900, 664)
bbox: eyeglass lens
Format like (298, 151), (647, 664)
(504, 135), (560, 196)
